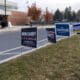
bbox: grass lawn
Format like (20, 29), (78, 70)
(75, 30), (80, 33)
(0, 35), (80, 80)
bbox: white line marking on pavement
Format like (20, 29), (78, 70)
(1, 52), (19, 55)
(0, 39), (48, 55)
(38, 39), (47, 43)
(0, 43), (51, 64)
(0, 46), (24, 55)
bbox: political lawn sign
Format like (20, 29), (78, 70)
(73, 23), (80, 31)
(56, 23), (70, 36)
(21, 28), (37, 48)
(46, 28), (56, 43)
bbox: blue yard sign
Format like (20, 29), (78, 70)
(46, 28), (56, 43)
(56, 23), (70, 36)
(73, 23), (80, 31)
(21, 28), (37, 48)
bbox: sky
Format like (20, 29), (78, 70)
(9, 0), (80, 13)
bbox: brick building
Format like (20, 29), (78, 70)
(8, 11), (31, 26)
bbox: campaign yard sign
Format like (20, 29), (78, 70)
(46, 28), (56, 43)
(73, 23), (80, 31)
(56, 23), (70, 36)
(21, 28), (37, 48)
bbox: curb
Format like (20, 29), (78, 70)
(0, 43), (51, 64)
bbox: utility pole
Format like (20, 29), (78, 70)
(5, 0), (6, 16)
(1, 0), (7, 28)
(4, 0), (7, 27)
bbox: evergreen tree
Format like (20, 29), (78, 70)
(71, 11), (77, 22)
(64, 7), (72, 21)
(53, 9), (63, 21)
(76, 10), (80, 21)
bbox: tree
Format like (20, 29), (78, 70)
(76, 10), (80, 21)
(44, 8), (53, 23)
(71, 11), (77, 22)
(27, 3), (41, 21)
(53, 9), (63, 21)
(64, 7), (72, 21)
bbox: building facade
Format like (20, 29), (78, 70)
(8, 11), (31, 26)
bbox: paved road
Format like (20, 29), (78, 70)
(0, 28), (49, 62)
(0, 28), (48, 51)
(0, 31), (21, 52)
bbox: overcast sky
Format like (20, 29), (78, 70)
(9, 0), (80, 12)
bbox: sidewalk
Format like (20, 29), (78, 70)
(0, 25), (54, 33)
(0, 26), (30, 33)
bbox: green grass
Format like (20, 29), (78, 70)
(75, 30), (80, 33)
(0, 35), (80, 80)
